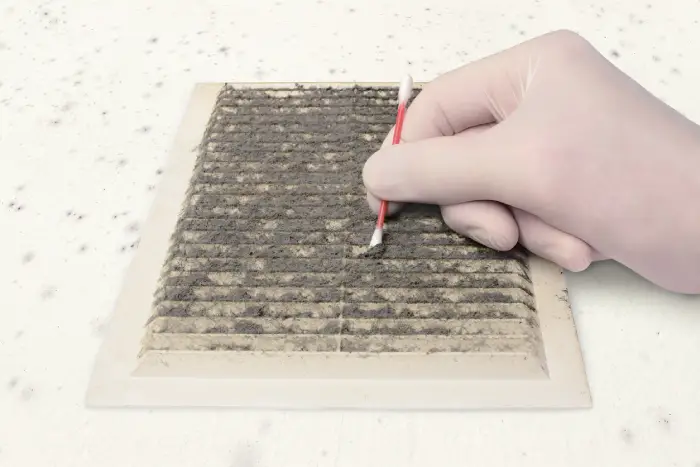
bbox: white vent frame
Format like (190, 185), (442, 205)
(86, 83), (591, 409)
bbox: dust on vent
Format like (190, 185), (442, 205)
(87, 83), (591, 409)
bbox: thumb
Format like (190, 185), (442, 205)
(362, 122), (537, 208)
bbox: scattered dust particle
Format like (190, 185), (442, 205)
(218, 46), (230, 55)
(7, 378), (18, 389)
(20, 386), (34, 401)
(21, 252), (34, 263)
(60, 102), (75, 112)
(15, 330), (23, 339)
(257, 419), (272, 435)
(329, 68), (336, 74)
(610, 50), (620, 58)
(671, 67), (680, 75)
(148, 37), (158, 43)
(117, 158), (128, 167)
(49, 119), (61, 126)
(155, 81), (163, 88)
(40, 286), (56, 300)
(658, 417), (671, 430)
(638, 351), (650, 364)
(321, 450), (328, 457)
(126, 222), (139, 233)
(620, 428), (634, 444)
(652, 55), (661, 62)
(138, 125), (151, 133)
(78, 244), (88, 253)
(156, 168), (163, 175)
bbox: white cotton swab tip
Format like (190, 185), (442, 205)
(369, 227), (383, 248)
(398, 74), (414, 104)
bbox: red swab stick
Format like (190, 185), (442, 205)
(369, 74), (413, 248)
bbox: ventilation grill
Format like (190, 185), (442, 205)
(143, 85), (543, 359)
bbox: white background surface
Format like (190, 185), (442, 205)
(1, 0), (700, 466)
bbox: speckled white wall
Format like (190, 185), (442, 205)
(1, 1), (699, 466)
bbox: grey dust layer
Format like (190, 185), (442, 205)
(143, 84), (542, 357)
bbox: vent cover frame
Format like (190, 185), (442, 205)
(86, 83), (591, 409)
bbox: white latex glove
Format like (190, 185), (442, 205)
(363, 30), (700, 294)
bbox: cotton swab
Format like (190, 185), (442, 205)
(368, 74), (413, 249)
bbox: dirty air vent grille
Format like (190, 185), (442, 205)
(143, 84), (541, 357)
(86, 82), (590, 409)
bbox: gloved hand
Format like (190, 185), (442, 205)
(363, 30), (700, 294)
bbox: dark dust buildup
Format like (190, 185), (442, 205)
(142, 84), (541, 356)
